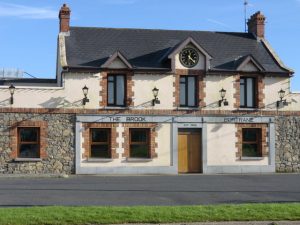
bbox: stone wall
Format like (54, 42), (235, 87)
(0, 113), (75, 174)
(275, 116), (300, 172)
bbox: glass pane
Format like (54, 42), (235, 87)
(108, 81), (114, 105)
(91, 129), (109, 143)
(242, 144), (260, 157)
(240, 78), (245, 84)
(130, 145), (149, 158)
(188, 77), (196, 106)
(108, 76), (114, 82)
(116, 75), (125, 105)
(19, 144), (39, 158)
(247, 78), (254, 107)
(91, 145), (110, 158)
(240, 83), (245, 106)
(20, 128), (38, 142)
(180, 82), (186, 106)
(243, 129), (258, 142)
(131, 129), (148, 143)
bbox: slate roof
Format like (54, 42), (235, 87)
(65, 26), (289, 73)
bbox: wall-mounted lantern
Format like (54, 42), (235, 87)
(218, 88), (228, 107)
(82, 85), (90, 105)
(276, 89), (288, 108)
(9, 84), (15, 105)
(152, 87), (160, 106)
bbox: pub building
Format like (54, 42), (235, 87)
(0, 4), (299, 175)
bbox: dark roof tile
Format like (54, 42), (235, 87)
(65, 27), (287, 73)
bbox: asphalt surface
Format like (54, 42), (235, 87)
(0, 174), (300, 206)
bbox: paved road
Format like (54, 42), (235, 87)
(0, 174), (300, 206)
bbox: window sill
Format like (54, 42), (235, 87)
(240, 157), (264, 161)
(176, 107), (199, 111)
(86, 158), (113, 163)
(126, 158), (153, 162)
(104, 106), (127, 109)
(14, 158), (42, 162)
(238, 108), (258, 111)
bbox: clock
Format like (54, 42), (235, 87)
(179, 48), (199, 68)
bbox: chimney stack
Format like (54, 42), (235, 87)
(247, 11), (266, 39)
(59, 4), (71, 33)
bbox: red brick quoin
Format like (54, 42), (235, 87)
(9, 120), (48, 159)
(235, 123), (268, 158)
(233, 74), (265, 109)
(122, 123), (158, 158)
(99, 69), (134, 107)
(173, 69), (206, 108)
(81, 123), (118, 159)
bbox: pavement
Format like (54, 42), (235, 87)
(0, 174), (300, 206)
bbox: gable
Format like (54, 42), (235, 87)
(174, 43), (206, 70)
(168, 37), (212, 71)
(101, 51), (133, 69)
(236, 55), (264, 72)
(240, 61), (259, 72)
(107, 57), (128, 69)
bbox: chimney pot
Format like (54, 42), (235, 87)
(59, 3), (71, 33)
(247, 11), (266, 39)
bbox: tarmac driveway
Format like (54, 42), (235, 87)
(0, 174), (299, 206)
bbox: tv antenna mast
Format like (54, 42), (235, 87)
(244, 0), (248, 32)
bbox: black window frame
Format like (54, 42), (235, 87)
(179, 75), (198, 107)
(129, 128), (150, 158)
(18, 127), (40, 158)
(240, 77), (257, 108)
(89, 128), (111, 158)
(107, 74), (126, 107)
(242, 128), (262, 157)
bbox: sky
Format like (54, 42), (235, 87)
(0, 0), (299, 91)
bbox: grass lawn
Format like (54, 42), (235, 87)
(0, 203), (299, 225)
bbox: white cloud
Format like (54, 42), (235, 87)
(0, 2), (56, 19)
(206, 18), (233, 30)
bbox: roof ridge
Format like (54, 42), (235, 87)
(69, 26), (249, 34)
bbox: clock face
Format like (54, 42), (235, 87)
(179, 48), (199, 68)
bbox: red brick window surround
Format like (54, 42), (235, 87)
(9, 121), (48, 159)
(173, 69), (206, 108)
(235, 123), (268, 159)
(100, 70), (134, 107)
(233, 74), (265, 109)
(82, 123), (118, 159)
(122, 123), (158, 159)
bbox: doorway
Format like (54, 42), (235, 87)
(178, 128), (202, 173)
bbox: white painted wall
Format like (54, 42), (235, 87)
(80, 123), (172, 167)
(1, 69), (299, 111)
(206, 123), (269, 166)
(264, 76), (300, 111)
(264, 76), (289, 110)
(0, 73), (100, 109)
(133, 74), (174, 109)
(204, 75), (235, 110)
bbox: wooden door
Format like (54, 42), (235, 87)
(178, 133), (188, 173)
(178, 129), (202, 173)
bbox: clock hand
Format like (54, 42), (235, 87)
(188, 55), (196, 63)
